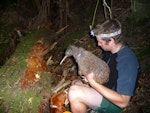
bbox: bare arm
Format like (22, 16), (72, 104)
(86, 73), (130, 108)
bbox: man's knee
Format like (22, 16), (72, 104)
(68, 85), (82, 101)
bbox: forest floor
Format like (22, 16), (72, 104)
(0, 23), (149, 113)
(0, 1), (150, 113)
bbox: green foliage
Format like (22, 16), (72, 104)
(125, 0), (150, 36)
(133, 1), (150, 22)
(0, 0), (17, 10)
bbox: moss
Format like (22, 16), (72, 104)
(0, 29), (53, 112)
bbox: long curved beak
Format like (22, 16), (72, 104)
(60, 56), (68, 65)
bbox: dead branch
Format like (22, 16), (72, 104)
(50, 42), (57, 50)
(103, 0), (112, 19)
(51, 69), (71, 94)
(51, 81), (71, 95)
(56, 25), (69, 35)
(46, 56), (53, 66)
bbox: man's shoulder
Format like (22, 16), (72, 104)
(117, 46), (138, 61)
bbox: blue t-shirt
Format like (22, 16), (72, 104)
(101, 45), (139, 96)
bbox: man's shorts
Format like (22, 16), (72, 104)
(94, 97), (122, 113)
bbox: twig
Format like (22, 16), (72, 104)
(56, 25), (69, 35)
(90, 0), (100, 30)
(50, 42), (58, 50)
(103, 0), (108, 19)
(51, 81), (71, 94)
(103, 0), (112, 19)
(51, 70), (71, 94)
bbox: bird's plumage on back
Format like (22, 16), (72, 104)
(60, 45), (110, 84)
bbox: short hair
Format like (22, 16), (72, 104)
(92, 19), (123, 44)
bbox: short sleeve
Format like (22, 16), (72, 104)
(116, 47), (139, 96)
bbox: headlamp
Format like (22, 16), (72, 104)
(90, 29), (121, 38)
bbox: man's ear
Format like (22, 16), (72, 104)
(109, 38), (115, 44)
(110, 37), (114, 42)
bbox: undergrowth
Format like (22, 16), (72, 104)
(0, 29), (52, 113)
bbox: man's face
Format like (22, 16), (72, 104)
(96, 36), (111, 51)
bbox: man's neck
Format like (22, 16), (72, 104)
(111, 43), (124, 54)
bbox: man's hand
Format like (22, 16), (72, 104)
(81, 75), (88, 83)
(85, 73), (131, 108)
(85, 72), (98, 87)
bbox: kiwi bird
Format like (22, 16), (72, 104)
(60, 45), (110, 84)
